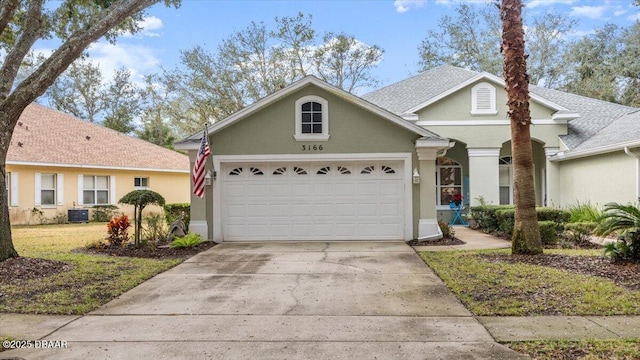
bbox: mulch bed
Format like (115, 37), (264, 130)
(0, 242), (216, 287)
(406, 237), (466, 246)
(482, 253), (640, 291)
(81, 241), (217, 260)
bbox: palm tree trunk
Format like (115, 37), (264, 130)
(501, 0), (543, 254)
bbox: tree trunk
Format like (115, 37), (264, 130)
(0, 108), (23, 261)
(501, 0), (543, 255)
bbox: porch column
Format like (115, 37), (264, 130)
(188, 150), (209, 240)
(416, 138), (453, 240)
(467, 148), (500, 206)
(544, 147), (560, 207)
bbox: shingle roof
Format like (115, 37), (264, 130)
(8, 103), (189, 172)
(363, 65), (638, 151)
(362, 65), (478, 115)
(570, 109), (640, 152)
(528, 86), (636, 150)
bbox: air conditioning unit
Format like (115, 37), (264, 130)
(68, 209), (89, 223)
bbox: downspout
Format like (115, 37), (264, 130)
(624, 146), (640, 201)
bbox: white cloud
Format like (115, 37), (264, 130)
(527, 0), (575, 9)
(613, 9), (627, 17)
(570, 5), (607, 19)
(393, 0), (426, 13)
(86, 42), (161, 85)
(628, 12), (640, 21)
(120, 16), (164, 38)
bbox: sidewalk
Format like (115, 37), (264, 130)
(412, 225), (640, 342)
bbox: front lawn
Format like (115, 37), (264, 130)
(419, 249), (640, 316)
(508, 339), (640, 360)
(0, 224), (183, 314)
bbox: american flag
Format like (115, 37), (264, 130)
(192, 127), (211, 198)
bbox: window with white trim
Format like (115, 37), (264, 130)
(5, 172), (9, 207)
(471, 82), (497, 115)
(83, 175), (110, 205)
(436, 157), (463, 206)
(499, 156), (513, 205)
(294, 95), (329, 141)
(134, 177), (149, 189)
(40, 174), (56, 206)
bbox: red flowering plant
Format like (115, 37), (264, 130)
(106, 214), (130, 247)
(452, 194), (463, 206)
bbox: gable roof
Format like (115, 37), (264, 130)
(363, 65), (638, 151)
(175, 75), (444, 149)
(8, 103), (189, 173)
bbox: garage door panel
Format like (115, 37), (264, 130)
(222, 161), (405, 240)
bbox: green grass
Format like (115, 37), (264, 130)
(567, 201), (603, 223)
(508, 339), (640, 360)
(1, 223), (180, 314)
(419, 249), (640, 316)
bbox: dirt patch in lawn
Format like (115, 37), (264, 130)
(482, 253), (640, 291)
(407, 237), (466, 246)
(0, 257), (75, 286)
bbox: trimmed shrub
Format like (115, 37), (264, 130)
(539, 221), (560, 245)
(469, 205), (513, 233)
(563, 222), (597, 246)
(92, 205), (118, 222)
(438, 220), (455, 239)
(536, 207), (571, 223)
(164, 203), (190, 232)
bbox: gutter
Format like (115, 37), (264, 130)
(550, 139), (640, 162)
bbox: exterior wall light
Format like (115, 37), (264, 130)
(413, 168), (420, 184)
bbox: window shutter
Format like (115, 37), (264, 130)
(77, 175), (84, 206)
(10, 173), (18, 206)
(34, 173), (41, 206)
(57, 173), (64, 206)
(110, 176), (116, 204)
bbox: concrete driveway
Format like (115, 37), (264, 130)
(4, 242), (527, 359)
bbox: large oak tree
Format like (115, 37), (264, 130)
(0, 0), (180, 262)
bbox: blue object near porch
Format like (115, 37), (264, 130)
(449, 203), (467, 226)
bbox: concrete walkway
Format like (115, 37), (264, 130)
(3, 241), (526, 359)
(412, 225), (512, 252)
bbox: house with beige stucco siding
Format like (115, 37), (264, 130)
(6, 104), (190, 224)
(176, 65), (639, 242)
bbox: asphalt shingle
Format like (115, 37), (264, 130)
(8, 103), (189, 172)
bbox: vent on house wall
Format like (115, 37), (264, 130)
(471, 82), (497, 115)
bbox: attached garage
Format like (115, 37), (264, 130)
(220, 160), (407, 241)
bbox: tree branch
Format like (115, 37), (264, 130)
(0, 0), (19, 36)
(5, 0), (159, 111)
(0, 0), (44, 101)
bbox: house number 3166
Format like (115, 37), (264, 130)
(302, 145), (323, 151)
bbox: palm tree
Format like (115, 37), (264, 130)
(597, 202), (640, 262)
(500, 0), (543, 254)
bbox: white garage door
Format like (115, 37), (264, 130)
(222, 161), (405, 240)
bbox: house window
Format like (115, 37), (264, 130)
(134, 177), (149, 189)
(499, 156), (513, 205)
(5, 172), (9, 207)
(84, 175), (109, 205)
(40, 174), (56, 206)
(294, 95), (329, 141)
(436, 157), (463, 206)
(471, 82), (497, 115)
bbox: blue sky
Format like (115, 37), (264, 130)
(67, 0), (640, 93)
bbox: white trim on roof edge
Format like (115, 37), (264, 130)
(175, 76), (439, 150)
(404, 72), (569, 114)
(7, 161), (189, 173)
(416, 119), (568, 126)
(550, 140), (640, 162)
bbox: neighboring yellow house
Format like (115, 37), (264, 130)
(6, 103), (190, 224)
